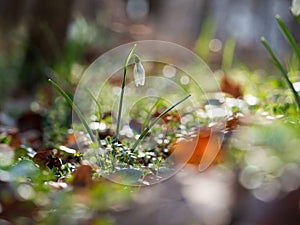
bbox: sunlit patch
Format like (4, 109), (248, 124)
(163, 65), (176, 78)
(181, 166), (233, 225)
(293, 81), (300, 91)
(244, 94), (259, 106)
(180, 75), (190, 85)
(225, 98), (248, 112)
(209, 39), (222, 52)
(99, 122), (107, 131)
(17, 183), (35, 200)
(291, 0), (300, 16)
(0, 170), (10, 182)
(89, 122), (100, 130)
(59, 145), (77, 154)
(280, 163), (300, 192)
(205, 106), (228, 119)
(120, 125), (134, 138)
(266, 115), (275, 120)
(253, 178), (281, 202)
(112, 86), (121, 95)
(30, 101), (40, 111)
(0, 147), (14, 167)
(239, 166), (264, 189)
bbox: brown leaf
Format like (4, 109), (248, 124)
(17, 111), (42, 133)
(71, 165), (93, 187)
(169, 128), (222, 166)
(32, 150), (62, 170)
(1, 127), (22, 147)
(221, 75), (242, 98)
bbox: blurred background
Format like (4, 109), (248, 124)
(0, 0), (298, 113)
(1, 1), (300, 225)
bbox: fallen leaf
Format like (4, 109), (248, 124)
(71, 164), (93, 187)
(221, 75), (242, 98)
(169, 128), (222, 167)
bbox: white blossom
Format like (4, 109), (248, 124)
(133, 55), (145, 86)
(291, 0), (300, 16)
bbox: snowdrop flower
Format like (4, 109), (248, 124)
(291, 0), (300, 16)
(133, 55), (145, 86)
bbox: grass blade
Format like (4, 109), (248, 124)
(131, 94), (191, 151)
(261, 37), (300, 111)
(85, 88), (102, 121)
(116, 44), (137, 140)
(276, 15), (300, 61)
(48, 79), (97, 143)
(141, 97), (164, 131)
(222, 36), (236, 72)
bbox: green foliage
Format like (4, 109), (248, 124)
(222, 37), (236, 72)
(48, 79), (97, 143)
(131, 94), (191, 151)
(43, 96), (71, 146)
(261, 15), (300, 112)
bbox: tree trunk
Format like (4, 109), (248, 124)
(20, 0), (74, 94)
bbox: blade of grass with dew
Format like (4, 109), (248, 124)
(48, 79), (97, 143)
(276, 15), (300, 61)
(261, 37), (300, 111)
(116, 44), (137, 140)
(131, 94), (191, 151)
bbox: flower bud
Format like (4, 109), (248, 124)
(291, 0), (300, 16)
(133, 55), (145, 86)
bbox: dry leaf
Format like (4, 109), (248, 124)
(169, 128), (222, 166)
(221, 75), (242, 98)
(71, 164), (93, 187)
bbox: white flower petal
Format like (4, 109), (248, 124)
(291, 0), (300, 16)
(133, 61), (145, 87)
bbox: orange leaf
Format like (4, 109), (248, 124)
(221, 75), (242, 98)
(169, 128), (222, 167)
(71, 165), (93, 187)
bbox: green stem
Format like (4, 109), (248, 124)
(292, 13), (300, 25)
(222, 36), (236, 72)
(142, 98), (162, 130)
(131, 94), (191, 151)
(85, 88), (102, 121)
(276, 15), (300, 61)
(261, 37), (300, 111)
(48, 79), (97, 143)
(115, 44), (136, 140)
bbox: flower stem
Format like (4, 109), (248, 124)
(48, 79), (97, 143)
(115, 44), (137, 140)
(85, 88), (102, 121)
(261, 37), (300, 111)
(131, 94), (191, 151)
